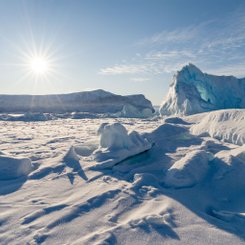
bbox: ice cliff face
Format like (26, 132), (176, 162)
(160, 64), (245, 115)
(0, 89), (154, 115)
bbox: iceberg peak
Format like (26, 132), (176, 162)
(178, 63), (203, 76)
(181, 63), (200, 71)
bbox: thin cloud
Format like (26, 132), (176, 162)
(137, 26), (198, 46)
(145, 50), (196, 60)
(136, 20), (215, 47)
(100, 7), (245, 78)
(100, 60), (187, 76)
(130, 77), (150, 82)
(99, 64), (147, 75)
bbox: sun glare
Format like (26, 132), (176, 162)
(30, 57), (50, 75)
(17, 39), (62, 84)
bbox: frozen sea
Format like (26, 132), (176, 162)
(0, 112), (244, 244)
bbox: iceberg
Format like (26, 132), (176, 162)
(0, 89), (154, 116)
(115, 104), (153, 118)
(160, 63), (245, 116)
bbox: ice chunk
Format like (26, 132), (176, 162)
(115, 104), (153, 118)
(64, 146), (80, 163)
(0, 155), (32, 180)
(93, 123), (152, 169)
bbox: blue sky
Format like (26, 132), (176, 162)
(0, 0), (245, 104)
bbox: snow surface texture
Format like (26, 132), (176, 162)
(160, 63), (245, 115)
(93, 123), (152, 169)
(0, 110), (245, 244)
(0, 89), (154, 117)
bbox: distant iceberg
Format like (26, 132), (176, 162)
(160, 63), (245, 115)
(0, 89), (154, 118)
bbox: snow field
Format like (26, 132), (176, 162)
(0, 110), (244, 244)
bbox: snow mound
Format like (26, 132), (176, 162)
(160, 63), (245, 116)
(93, 123), (152, 169)
(165, 150), (213, 188)
(0, 155), (32, 180)
(164, 117), (190, 125)
(210, 145), (245, 207)
(190, 109), (245, 145)
(74, 144), (98, 157)
(214, 145), (245, 168)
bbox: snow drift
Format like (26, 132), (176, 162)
(165, 150), (213, 188)
(0, 155), (32, 180)
(0, 89), (154, 117)
(189, 109), (245, 146)
(160, 63), (245, 116)
(93, 123), (152, 169)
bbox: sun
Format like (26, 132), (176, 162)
(17, 40), (61, 84)
(29, 57), (50, 75)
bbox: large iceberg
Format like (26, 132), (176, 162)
(160, 63), (245, 116)
(0, 89), (154, 116)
